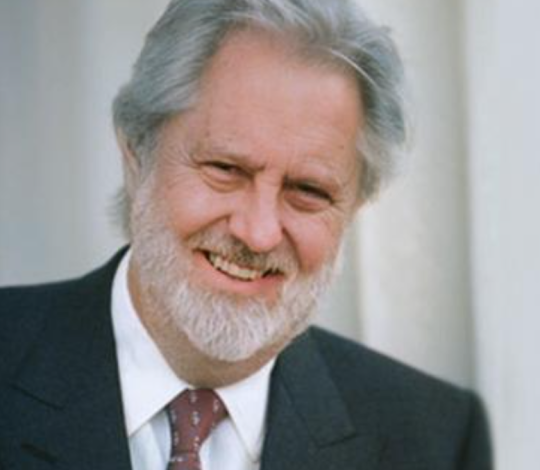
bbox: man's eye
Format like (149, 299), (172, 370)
(200, 160), (246, 191)
(286, 182), (335, 212)
(296, 183), (332, 202)
(207, 161), (239, 173)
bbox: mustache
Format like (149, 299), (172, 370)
(187, 231), (298, 275)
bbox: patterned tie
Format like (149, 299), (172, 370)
(166, 389), (227, 470)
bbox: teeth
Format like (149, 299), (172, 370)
(208, 253), (264, 281)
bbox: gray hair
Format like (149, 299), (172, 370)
(112, 0), (407, 236)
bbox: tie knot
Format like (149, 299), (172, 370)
(167, 389), (227, 459)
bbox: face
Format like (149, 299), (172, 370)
(129, 31), (363, 362)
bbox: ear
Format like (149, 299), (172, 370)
(116, 129), (141, 197)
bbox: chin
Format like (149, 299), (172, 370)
(156, 276), (320, 362)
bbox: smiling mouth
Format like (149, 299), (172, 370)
(203, 251), (279, 282)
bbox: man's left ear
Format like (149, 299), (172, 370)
(116, 129), (141, 198)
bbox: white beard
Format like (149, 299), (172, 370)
(130, 173), (341, 362)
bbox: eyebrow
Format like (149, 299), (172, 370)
(199, 145), (267, 172)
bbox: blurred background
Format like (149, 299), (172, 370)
(1, 1), (539, 468)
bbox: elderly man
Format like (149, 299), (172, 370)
(0, 0), (491, 469)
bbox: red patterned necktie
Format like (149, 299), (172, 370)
(166, 389), (227, 470)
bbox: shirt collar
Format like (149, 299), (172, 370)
(216, 359), (274, 462)
(111, 250), (276, 461)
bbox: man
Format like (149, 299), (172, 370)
(0, 0), (492, 469)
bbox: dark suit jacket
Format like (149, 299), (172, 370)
(0, 250), (492, 469)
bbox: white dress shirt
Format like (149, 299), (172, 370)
(111, 251), (275, 470)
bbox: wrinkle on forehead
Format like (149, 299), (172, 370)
(196, 29), (362, 133)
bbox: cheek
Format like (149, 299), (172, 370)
(157, 173), (230, 238)
(285, 213), (346, 273)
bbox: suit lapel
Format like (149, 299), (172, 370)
(10, 250), (132, 470)
(261, 331), (385, 470)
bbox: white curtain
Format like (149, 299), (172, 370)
(1, 1), (539, 468)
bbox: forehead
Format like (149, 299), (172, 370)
(162, 29), (363, 180)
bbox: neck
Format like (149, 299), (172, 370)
(151, 325), (280, 388)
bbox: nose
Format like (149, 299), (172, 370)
(228, 188), (284, 253)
